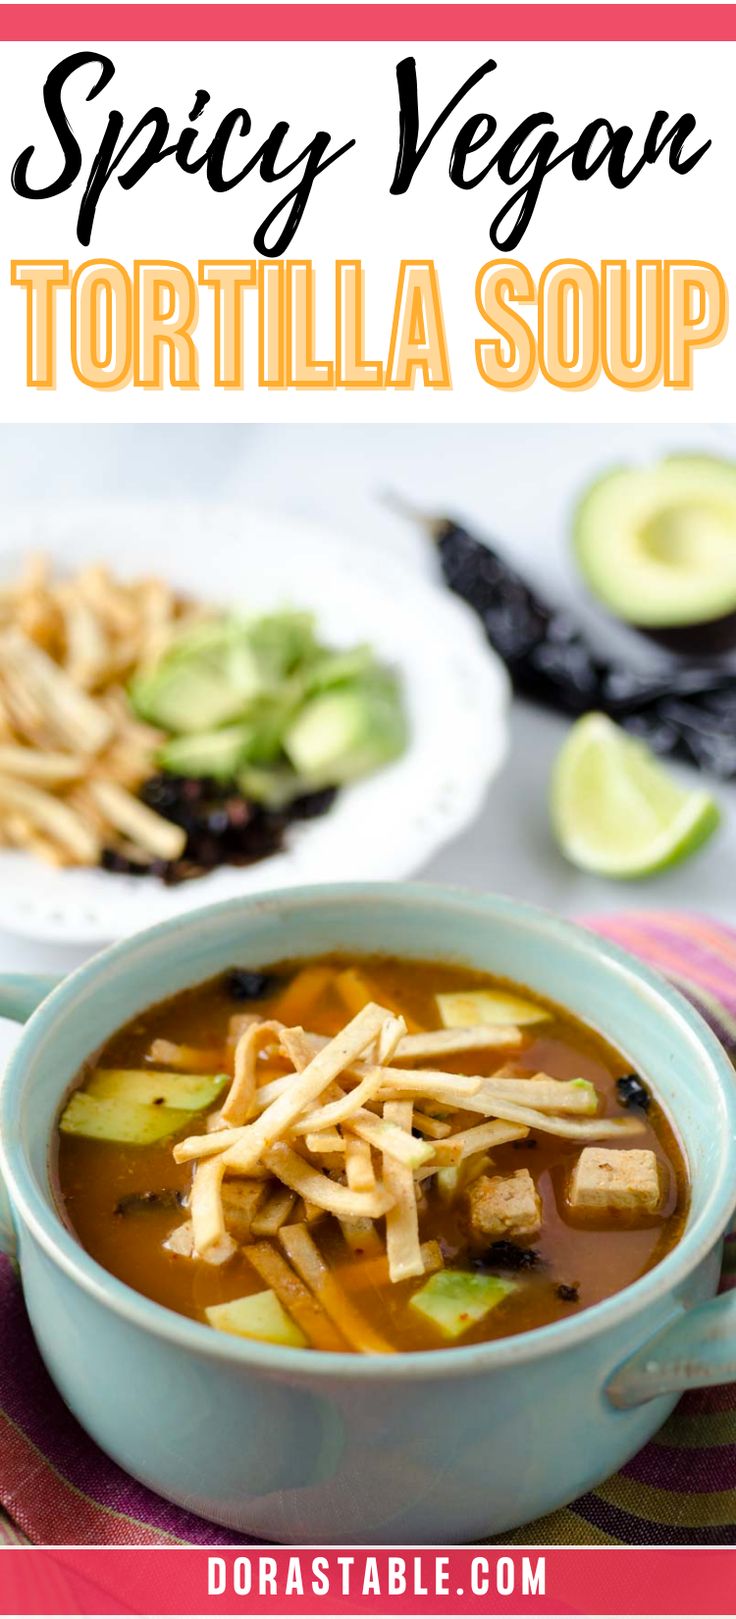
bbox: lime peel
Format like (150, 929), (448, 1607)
(551, 713), (719, 878)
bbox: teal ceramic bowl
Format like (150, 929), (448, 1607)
(1, 884), (735, 1545)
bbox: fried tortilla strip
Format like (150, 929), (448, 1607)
(77, 565), (139, 635)
(0, 667), (57, 748)
(346, 1109), (434, 1170)
(87, 780), (186, 860)
(137, 577), (178, 667)
(57, 588), (109, 690)
(293, 1044), (486, 1109)
(370, 1069), (484, 1104)
(227, 1012), (260, 1045)
(3, 808), (68, 866)
(221, 1021), (284, 1127)
(382, 1101), (424, 1283)
(263, 1142), (394, 1219)
(250, 1185), (297, 1236)
(411, 1110), (452, 1139)
(373, 1014), (408, 1066)
(347, 1239), (444, 1291)
(0, 628), (113, 753)
(392, 1026), (525, 1061)
(252, 1072), (297, 1109)
(243, 1240), (348, 1352)
(0, 746), (83, 785)
(174, 1124), (246, 1164)
(190, 1157), (229, 1260)
(0, 775), (99, 863)
(221, 1004), (392, 1175)
(304, 1130), (346, 1156)
(432, 1119), (529, 1167)
(279, 1223), (396, 1354)
(344, 1133), (376, 1193)
(465, 1092), (647, 1140)
(293, 1070), (385, 1135)
(479, 1076), (599, 1115)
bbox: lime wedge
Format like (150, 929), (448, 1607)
(551, 713), (719, 877)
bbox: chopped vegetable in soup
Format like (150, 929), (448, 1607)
(55, 955), (687, 1354)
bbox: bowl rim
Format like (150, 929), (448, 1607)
(2, 881), (736, 1384)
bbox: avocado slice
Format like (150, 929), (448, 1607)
(59, 1091), (192, 1144)
(574, 455), (736, 647)
(284, 677), (407, 788)
(87, 1068), (228, 1111)
(436, 989), (550, 1028)
(206, 1289), (307, 1347)
(409, 1270), (516, 1339)
(157, 725), (254, 782)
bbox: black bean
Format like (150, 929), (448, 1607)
(289, 787), (339, 820)
(472, 1240), (541, 1273)
(225, 968), (277, 1001)
(616, 1073), (651, 1112)
(103, 772), (340, 888)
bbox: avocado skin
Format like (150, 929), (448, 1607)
(635, 610), (736, 657)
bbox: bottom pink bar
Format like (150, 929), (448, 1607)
(0, 1546), (734, 1615)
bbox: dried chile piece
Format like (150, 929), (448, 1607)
(472, 1239), (541, 1272)
(556, 1283), (580, 1302)
(616, 1073), (651, 1112)
(435, 517), (604, 713)
(430, 514), (736, 777)
(114, 1190), (185, 1217)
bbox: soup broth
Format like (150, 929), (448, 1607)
(56, 955), (688, 1354)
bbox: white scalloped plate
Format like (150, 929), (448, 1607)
(0, 504), (510, 944)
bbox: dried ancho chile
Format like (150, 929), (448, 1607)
(430, 515), (736, 779)
(472, 1240), (541, 1272)
(616, 1073), (651, 1112)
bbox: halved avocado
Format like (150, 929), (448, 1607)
(574, 455), (736, 651)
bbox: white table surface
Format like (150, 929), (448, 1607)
(0, 418), (734, 991)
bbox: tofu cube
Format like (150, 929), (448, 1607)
(568, 1147), (663, 1214)
(466, 1168), (542, 1244)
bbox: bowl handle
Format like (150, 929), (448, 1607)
(0, 974), (60, 1259)
(0, 974), (61, 1026)
(606, 1292), (736, 1408)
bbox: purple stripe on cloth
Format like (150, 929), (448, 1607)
(621, 1440), (736, 1494)
(570, 1496), (736, 1547)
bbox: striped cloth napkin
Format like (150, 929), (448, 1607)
(0, 912), (734, 1547)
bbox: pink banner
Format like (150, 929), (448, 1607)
(0, 1546), (734, 1615)
(0, 4), (734, 40)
